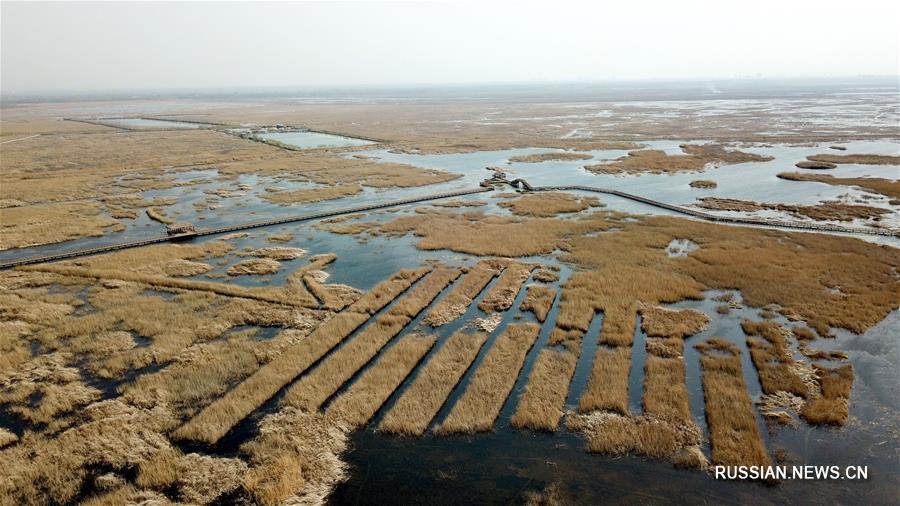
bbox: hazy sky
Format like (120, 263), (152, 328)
(2, 0), (899, 95)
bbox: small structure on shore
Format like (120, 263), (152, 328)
(166, 222), (197, 237)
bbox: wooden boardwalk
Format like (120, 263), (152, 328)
(1, 179), (895, 270)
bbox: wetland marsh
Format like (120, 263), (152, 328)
(1, 82), (898, 505)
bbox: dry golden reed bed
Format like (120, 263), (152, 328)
(696, 338), (770, 467)
(478, 262), (534, 313)
(373, 207), (898, 337)
(279, 268), (460, 411)
(519, 284), (557, 323)
(326, 332), (437, 428)
(696, 197), (889, 222)
(379, 330), (488, 436)
(435, 323), (541, 434)
(511, 345), (578, 431)
(806, 153), (900, 165)
(507, 152), (593, 163)
(423, 259), (505, 327)
(511, 280), (590, 431)
(498, 192), (601, 217)
(640, 305), (709, 340)
(742, 320), (809, 398)
(585, 144), (772, 175)
(640, 305), (709, 426)
(174, 267), (430, 443)
(801, 364), (853, 426)
(579, 346), (631, 415)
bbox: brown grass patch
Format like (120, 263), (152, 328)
(586, 144), (772, 175)
(0, 428), (18, 448)
(0, 399), (225, 505)
(217, 150), (461, 190)
(386, 268), (462, 319)
(742, 320), (809, 398)
(240, 408), (350, 506)
(226, 258), (281, 276)
(643, 355), (691, 424)
(532, 265), (560, 283)
(566, 411), (702, 461)
(498, 192), (601, 217)
(120, 330), (272, 419)
(0, 201), (120, 250)
(379, 330), (488, 436)
(302, 273), (357, 311)
(435, 323), (541, 434)
(508, 152), (593, 163)
(800, 398), (849, 426)
(280, 268), (459, 411)
(696, 338), (770, 466)
(640, 306), (709, 339)
(563, 216), (898, 337)
(0, 352), (101, 424)
(349, 267), (431, 315)
(374, 208), (615, 257)
(689, 180), (717, 188)
(261, 184), (363, 205)
(24, 263), (317, 309)
(245, 246), (307, 260)
(145, 206), (174, 225)
(697, 197), (889, 222)
(326, 332), (437, 428)
(815, 364), (853, 399)
(801, 364), (853, 426)
(428, 198), (486, 208)
(645, 337), (684, 358)
(777, 172), (900, 199)
(519, 285), (557, 323)
(174, 268), (428, 443)
(162, 259), (214, 277)
(578, 346), (631, 415)
(796, 160), (836, 169)
(478, 262), (534, 313)
(511, 345), (579, 431)
(423, 259), (504, 327)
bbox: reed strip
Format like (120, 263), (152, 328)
(578, 345), (631, 415)
(326, 333), (437, 428)
(302, 273), (344, 311)
(477, 263), (534, 313)
(642, 355), (691, 424)
(423, 260), (504, 327)
(22, 264), (320, 308)
(173, 268), (429, 443)
(435, 323), (541, 434)
(742, 320), (808, 398)
(379, 330), (488, 436)
(510, 343), (579, 431)
(280, 268), (460, 411)
(801, 364), (853, 425)
(696, 338), (770, 466)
